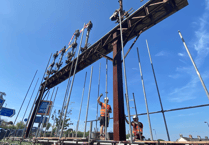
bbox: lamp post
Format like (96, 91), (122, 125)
(204, 121), (209, 127)
(153, 129), (157, 141)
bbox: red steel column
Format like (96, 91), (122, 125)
(112, 32), (126, 141)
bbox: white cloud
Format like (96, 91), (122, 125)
(179, 59), (187, 64)
(155, 51), (168, 57)
(168, 2), (209, 103)
(192, 1), (209, 66)
(178, 53), (184, 57)
(178, 112), (199, 117)
(206, 0), (209, 10)
(168, 74), (180, 79)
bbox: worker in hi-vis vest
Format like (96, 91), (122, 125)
(125, 115), (144, 141)
(97, 93), (112, 137)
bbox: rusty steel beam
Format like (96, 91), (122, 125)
(42, 0), (188, 90)
(96, 51), (113, 62)
(112, 32), (126, 141)
(26, 0), (188, 139)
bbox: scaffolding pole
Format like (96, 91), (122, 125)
(178, 30), (209, 100)
(14, 70), (38, 125)
(43, 87), (59, 137)
(146, 39), (170, 141)
(57, 29), (81, 136)
(59, 23), (85, 138)
(119, 11), (133, 143)
(25, 53), (52, 138)
(37, 87), (55, 137)
(76, 72), (87, 137)
(136, 47), (153, 141)
(96, 63), (101, 132)
(105, 59), (108, 140)
(83, 66), (93, 137)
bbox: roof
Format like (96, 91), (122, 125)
(180, 137), (209, 141)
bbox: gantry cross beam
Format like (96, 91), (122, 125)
(25, 0), (188, 139)
(44, 0), (188, 89)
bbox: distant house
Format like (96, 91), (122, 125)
(177, 134), (209, 143)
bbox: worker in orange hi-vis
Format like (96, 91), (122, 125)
(125, 115), (144, 141)
(97, 93), (112, 137)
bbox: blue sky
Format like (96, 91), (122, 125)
(1, 0), (209, 141)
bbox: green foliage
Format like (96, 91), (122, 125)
(46, 122), (51, 130)
(43, 122), (51, 130)
(0, 125), (16, 130)
(76, 131), (84, 137)
(126, 134), (134, 139)
(158, 139), (164, 141)
(16, 121), (25, 129)
(7, 125), (16, 129)
(51, 127), (57, 136)
(126, 134), (129, 139)
(51, 109), (72, 131)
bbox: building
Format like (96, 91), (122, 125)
(177, 134), (209, 142)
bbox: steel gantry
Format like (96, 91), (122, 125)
(25, 0), (188, 140)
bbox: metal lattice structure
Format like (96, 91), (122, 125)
(25, 0), (189, 141)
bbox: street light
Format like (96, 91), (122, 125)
(153, 129), (157, 141)
(204, 121), (209, 127)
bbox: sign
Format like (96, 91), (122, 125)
(0, 98), (5, 108)
(24, 118), (28, 122)
(37, 101), (52, 115)
(34, 116), (48, 123)
(0, 107), (15, 117)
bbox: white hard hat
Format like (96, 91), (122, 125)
(133, 115), (138, 119)
(104, 97), (109, 101)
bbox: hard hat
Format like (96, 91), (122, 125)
(133, 115), (138, 119)
(104, 97), (109, 101)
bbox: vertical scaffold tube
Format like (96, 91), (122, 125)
(136, 47), (153, 141)
(51, 110), (56, 137)
(132, 93), (138, 119)
(178, 31), (209, 99)
(57, 30), (81, 136)
(146, 40), (170, 141)
(132, 93), (142, 140)
(35, 91), (50, 137)
(105, 59), (108, 140)
(20, 78), (39, 137)
(44, 87), (59, 137)
(118, 11), (133, 143)
(59, 23), (85, 138)
(25, 53), (52, 138)
(37, 87), (55, 137)
(21, 78), (39, 124)
(96, 63), (101, 132)
(14, 70), (38, 125)
(76, 72), (87, 137)
(83, 66), (93, 137)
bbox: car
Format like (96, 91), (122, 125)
(0, 128), (6, 139)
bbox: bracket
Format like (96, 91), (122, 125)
(96, 51), (113, 62)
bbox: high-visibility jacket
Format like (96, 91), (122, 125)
(132, 121), (143, 134)
(100, 103), (111, 117)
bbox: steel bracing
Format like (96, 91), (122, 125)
(25, 0), (188, 139)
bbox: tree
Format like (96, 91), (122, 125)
(16, 121), (25, 129)
(45, 123), (51, 131)
(51, 108), (72, 131)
